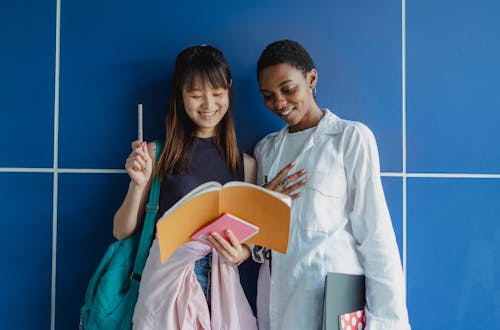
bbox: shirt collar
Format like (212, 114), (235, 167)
(276, 108), (342, 139)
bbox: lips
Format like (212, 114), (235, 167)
(199, 110), (218, 120)
(277, 107), (293, 117)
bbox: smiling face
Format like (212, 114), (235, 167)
(182, 75), (229, 138)
(258, 63), (321, 132)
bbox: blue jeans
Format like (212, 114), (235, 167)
(194, 254), (212, 308)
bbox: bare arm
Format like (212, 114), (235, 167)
(243, 153), (257, 184)
(113, 141), (157, 240)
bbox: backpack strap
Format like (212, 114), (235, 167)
(131, 139), (164, 281)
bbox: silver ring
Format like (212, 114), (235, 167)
(278, 177), (289, 188)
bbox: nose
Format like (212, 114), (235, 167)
(273, 95), (286, 111)
(202, 94), (217, 110)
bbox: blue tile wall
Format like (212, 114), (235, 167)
(57, 0), (401, 170)
(55, 173), (130, 329)
(0, 173), (53, 329)
(2, 0), (499, 329)
(407, 178), (500, 329)
(308, 2), (403, 172)
(0, 0), (55, 167)
(407, 0), (500, 173)
(382, 177), (404, 261)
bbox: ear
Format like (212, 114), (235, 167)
(308, 69), (318, 88)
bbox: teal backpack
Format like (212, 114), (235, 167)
(80, 140), (163, 330)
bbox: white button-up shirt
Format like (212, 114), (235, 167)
(253, 109), (410, 330)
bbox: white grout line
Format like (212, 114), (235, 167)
(51, 0), (61, 329)
(0, 167), (127, 174)
(0, 168), (55, 173)
(402, 0), (408, 299)
(381, 172), (405, 177)
(0, 168), (127, 174)
(58, 168), (127, 174)
(406, 173), (500, 178)
(381, 172), (500, 178)
(2, 168), (500, 177)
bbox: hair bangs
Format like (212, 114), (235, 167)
(182, 59), (230, 91)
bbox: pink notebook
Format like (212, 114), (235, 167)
(339, 309), (365, 330)
(191, 213), (259, 247)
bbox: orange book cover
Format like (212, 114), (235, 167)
(155, 181), (291, 263)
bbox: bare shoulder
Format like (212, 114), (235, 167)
(243, 153), (257, 184)
(243, 153), (256, 165)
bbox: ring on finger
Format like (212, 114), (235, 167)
(277, 177), (289, 188)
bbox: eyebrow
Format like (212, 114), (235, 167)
(260, 79), (294, 93)
(278, 79), (294, 87)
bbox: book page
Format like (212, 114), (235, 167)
(223, 181), (291, 206)
(221, 182), (291, 254)
(156, 183), (221, 263)
(158, 181), (222, 220)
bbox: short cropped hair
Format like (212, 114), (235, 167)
(257, 39), (315, 78)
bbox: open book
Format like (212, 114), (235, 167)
(156, 181), (292, 263)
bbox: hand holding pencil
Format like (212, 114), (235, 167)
(124, 104), (152, 187)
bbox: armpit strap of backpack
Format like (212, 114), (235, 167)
(131, 139), (164, 280)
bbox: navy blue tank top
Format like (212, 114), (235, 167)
(155, 137), (244, 221)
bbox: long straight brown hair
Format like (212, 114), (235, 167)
(156, 45), (241, 180)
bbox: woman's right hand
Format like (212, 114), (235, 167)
(263, 162), (308, 200)
(125, 140), (153, 187)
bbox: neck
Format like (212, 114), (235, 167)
(195, 129), (215, 138)
(289, 106), (324, 133)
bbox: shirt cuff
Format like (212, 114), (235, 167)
(248, 244), (270, 263)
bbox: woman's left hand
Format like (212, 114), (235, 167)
(208, 229), (250, 266)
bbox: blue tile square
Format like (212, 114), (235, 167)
(407, 178), (500, 329)
(0, 173), (53, 328)
(382, 177), (404, 261)
(234, 0), (403, 171)
(0, 1), (55, 167)
(56, 173), (131, 329)
(58, 0), (402, 172)
(407, 0), (500, 173)
(308, 0), (402, 173)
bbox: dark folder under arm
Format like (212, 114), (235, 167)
(322, 272), (366, 330)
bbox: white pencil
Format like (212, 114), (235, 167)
(138, 103), (143, 142)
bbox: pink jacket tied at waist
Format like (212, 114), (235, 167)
(133, 239), (257, 330)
